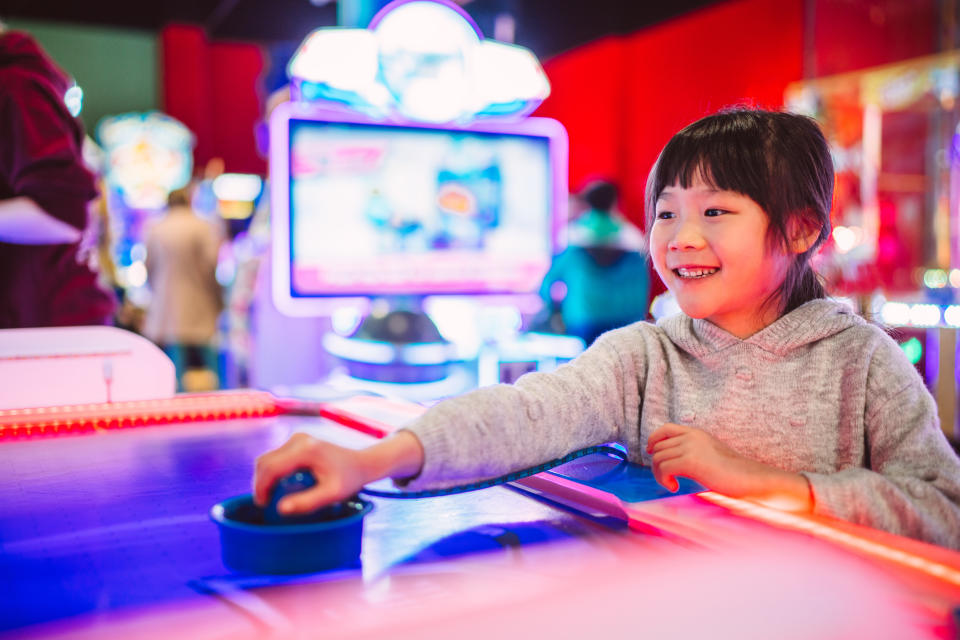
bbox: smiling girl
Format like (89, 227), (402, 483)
(254, 108), (960, 549)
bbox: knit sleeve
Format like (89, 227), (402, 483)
(397, 327), (644, 491)
(802, 338), (960, 549)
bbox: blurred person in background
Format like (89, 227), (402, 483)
(537, 180), (650, 345)
(144, 185), (223, 391)
(0, 22), (115, 327)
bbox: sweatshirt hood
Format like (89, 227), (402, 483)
(0, 31), (70, 90)
(657, 298), (866, 358)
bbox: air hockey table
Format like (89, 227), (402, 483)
(3, 332), (960, 639)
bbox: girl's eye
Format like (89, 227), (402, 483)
(656, 210), (675, 220)
(704, 208), (728, 217)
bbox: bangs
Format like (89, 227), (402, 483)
(648, 116), (773, 213)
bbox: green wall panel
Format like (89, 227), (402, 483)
(5, 19), (158, 136)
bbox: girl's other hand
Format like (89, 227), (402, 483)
(647, 422), (751, 494)
(253, 433), (370, 515)
(646, 422), (812, 511)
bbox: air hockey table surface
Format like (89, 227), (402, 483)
(3, 392), (960, 640)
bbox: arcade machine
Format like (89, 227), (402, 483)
(96, 111), (195, 310)
(785, 51), (960, 445)
(261, 0), (584, 401)
(3, 3), (960, 639)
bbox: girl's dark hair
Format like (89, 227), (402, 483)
(645, 107), (834, 314)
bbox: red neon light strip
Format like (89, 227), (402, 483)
(316, 405), (391, 438)
(699, 492), (960, 588)
(0, 392), (408, 442)
(273, 395), (419, 439)
(0, 391), (281, 440)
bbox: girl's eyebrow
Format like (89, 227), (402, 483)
(658, 186), (724, 199)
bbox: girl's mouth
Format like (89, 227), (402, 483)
(674, 267), (719, 279)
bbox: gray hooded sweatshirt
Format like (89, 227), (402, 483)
(402, 299), (960, 549)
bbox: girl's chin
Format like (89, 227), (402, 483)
(670, 298), (711, 319)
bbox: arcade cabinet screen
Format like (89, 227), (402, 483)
(287, 120), (556, 297)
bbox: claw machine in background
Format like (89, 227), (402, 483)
(786, 51), (960, 440)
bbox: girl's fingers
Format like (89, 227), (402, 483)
(253, 435), (319, 505)
(651, 461), (668, 491)
(277, 482), (342, 515)
(652, 447), (684, 466)
(655, 459), (685, 492)
(253, 454), (297, 505)
(653, 467), (678, 493)
(647, 423), (688, 453)
(649, 437), (685, 455)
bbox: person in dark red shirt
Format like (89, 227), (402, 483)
(0, 25), (114, 327)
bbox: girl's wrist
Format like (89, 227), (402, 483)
(747, 465), (813, 512)
(358, 430), (425, 484)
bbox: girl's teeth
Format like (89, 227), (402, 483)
(677, 267), (718, 278)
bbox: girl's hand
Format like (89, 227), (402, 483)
(646, 423), (812, 511)
(253, 430), (425, 515)
(647, 423), (753, 494)
(253, 433), (370, 515)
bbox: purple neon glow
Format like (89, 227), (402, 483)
(1, 410), (602, 633)
(926, 326), (940, 387)
(292, 258), (548, 295)
(368, 0), (484, 38)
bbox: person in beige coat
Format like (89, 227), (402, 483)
(144, 186), (223, 390)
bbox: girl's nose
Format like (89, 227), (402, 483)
(668, 218), (705, 251)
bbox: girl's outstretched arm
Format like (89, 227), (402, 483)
(253, 326), (647, 510)
(397, 329), (641, 492)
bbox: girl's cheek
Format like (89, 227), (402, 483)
(650, 258), (673, 284)
(649, 239), (669, 270)
(648, 229), (667, 255)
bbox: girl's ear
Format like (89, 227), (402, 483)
(787, 211), (822, 254)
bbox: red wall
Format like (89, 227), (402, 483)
(157, 0), (937, 223)
(813, 0), (937, 76)
(534, 0), (938, 298)
(160, 25), (266, 176)
(535, 36), (628, 196)
(536, 0), (806, 230)
(535, 0), (806, 298)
